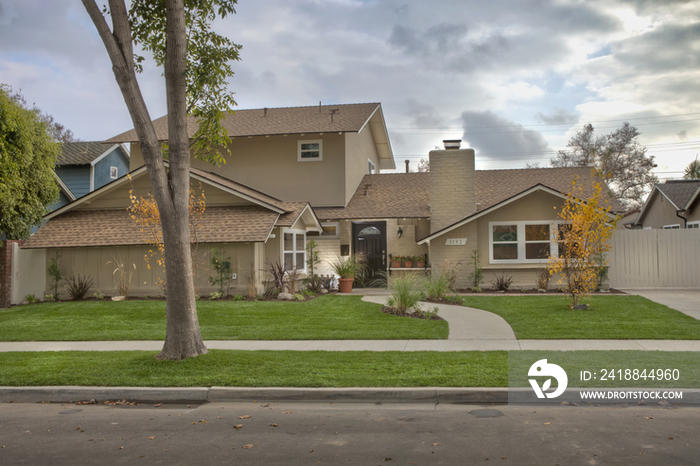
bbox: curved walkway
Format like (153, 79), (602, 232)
(360, 295), (517, 341)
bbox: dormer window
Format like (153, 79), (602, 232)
(298, 140), (322, 162)
(110, 166), (118, 179)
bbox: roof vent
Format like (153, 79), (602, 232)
(443, 139), (461, 150)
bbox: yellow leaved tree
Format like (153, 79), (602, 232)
(128, 180), (208, 295)
(549, 175), (616, 308)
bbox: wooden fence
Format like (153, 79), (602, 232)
(609, 229), (700, 289)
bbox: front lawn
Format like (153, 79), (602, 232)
(461, 295), (700, 340)
(0, 295), (448, 341)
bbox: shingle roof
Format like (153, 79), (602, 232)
(22, 206), (279, 249)
(58, 142), (110, 165)
(656, 180), (700, 210)
(105, 103), (381, 143)
(315, 167), (620, 220)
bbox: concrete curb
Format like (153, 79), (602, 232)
(0, 386), (508, 404)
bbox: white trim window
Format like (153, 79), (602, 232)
(307, 222), (339, 239)
(663, 224), (681, 229)
(110, 166), (118, 179)
(688, 221), (700, 229)
(298, 140), (322, 161)
(283, 228), (306, 271)
(489, 221), (560, 264)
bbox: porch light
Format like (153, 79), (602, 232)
(397, 227), (403, 239)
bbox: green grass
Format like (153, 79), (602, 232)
(0, 350), (506, 387)
(461, 295), (700, 340)
(0, 295), (448, 341)
(1, 350), (697, 388)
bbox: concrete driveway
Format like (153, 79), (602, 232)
(621, 288), (700, 321)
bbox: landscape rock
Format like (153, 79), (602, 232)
(277, 292), (293, 301)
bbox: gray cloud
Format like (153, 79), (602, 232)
(536, 108), (580, 125)
(405, 99), (447, 128)
(461, 111), (550, 159)
(612, 22), (700, 73)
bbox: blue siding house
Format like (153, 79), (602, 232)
(55, 142), (130, 204)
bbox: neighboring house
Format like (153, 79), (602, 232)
(54, 142), (130, 206)
(632, 179), (700, 230)
(22, 103), (620, 296)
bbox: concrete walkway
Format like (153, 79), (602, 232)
(621, 288), (700, 321)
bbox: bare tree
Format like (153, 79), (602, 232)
(82, 0), (240, 360)
(551, 123), (657, 209)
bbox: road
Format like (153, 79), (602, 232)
(1, 401), (698, 465)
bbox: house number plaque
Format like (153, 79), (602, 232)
(445, 238), (467, 246)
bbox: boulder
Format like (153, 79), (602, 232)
(277, 292), (293, 301)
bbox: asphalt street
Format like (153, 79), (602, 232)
(1, 401), (698, 465)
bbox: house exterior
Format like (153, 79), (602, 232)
(21, 103), (620, 297)
(632, 179), (700, 230)
(54, 142), (130, 207)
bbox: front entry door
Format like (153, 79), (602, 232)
(352, 221), (387, 286)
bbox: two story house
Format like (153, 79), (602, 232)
(23, 103), (619, 296)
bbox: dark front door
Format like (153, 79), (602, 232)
(352, 221), (387, 286)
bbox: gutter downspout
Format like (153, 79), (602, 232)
(676, 210), (688, 228)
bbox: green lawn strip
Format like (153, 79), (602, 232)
(508, 351), (700, 388)
(0, 350), (506, 387)
(461, 295), (700, 340)
(1, 350), (697, 388)
(0, 295), (447, 341)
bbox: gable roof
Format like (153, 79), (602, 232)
(418, 183), (618, 244)
(106, 103), (383, 143)
(635, 179), (700, 226)
(58, 142), (112, 165)
(656, 179), (700, 210)
(315, 166), (620, 220)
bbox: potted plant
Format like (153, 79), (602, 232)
(390, 255), (401, 269)
(329, 255), (366, 293)
(415, 255), (426, 269)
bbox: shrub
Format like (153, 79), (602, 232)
(209, 291), (223, 300)
(232, 294), (244, 301)
(423, 271), (453, 301)
(328, 255), (367, 279)
(264, 260), (287, 298)
(388, 274), (424, 315)
(23, 294), (38, 304)
(209, 248), (232, 295)
(107, 253), (135, 297)
(536, 266), (551, 291)
(47, 251), (64, 298)
(292, 293), (305, 302)
(65, 274), (94, 301)
(44, 294), (56, 303)
(94, 290), (105, 300)
(468, 250), (483, 290)
(286, 268), (301, 294)
(303, 274), (324, 293)
(421, 306), (439, 320)
(492, 272), (514, 291)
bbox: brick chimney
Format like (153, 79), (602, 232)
(429, 140), (476, 233)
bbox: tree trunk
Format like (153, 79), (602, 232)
(82, 0), (206, 360)
(157, 0), (207, 360)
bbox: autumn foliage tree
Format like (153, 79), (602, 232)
(548, 175), (616, 308)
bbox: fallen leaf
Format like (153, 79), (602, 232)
(239, 415), (251, 419)
(384, 458), (393, 461)
(243, 444), (254, 449)
(147, 436), (155, 440)
(234, 424), (243, 430)
(283, 411), (293, 414)
(162, 449), (168, 452)
(669, 437), (674, 440)
(261, 404), (270, 407)
(431, 443), (441, 446)
(643, 416), (655, 420)
(154, 403), (162, 408)
(217, 416), (223, 419)
(119, 447), (123, 450)
(270, 423), (278, 427)
(309, 450), (314, 453)
(502, 457), (507, 459)
(191, 420), (207, 425)
(544, 422), (551, 425)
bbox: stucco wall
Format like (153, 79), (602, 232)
(639, 190), (700, 228)
(130, 132), (349, 207)
(345, 126), (380, 206)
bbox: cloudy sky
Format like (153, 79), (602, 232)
(1, 0), (699, 179)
